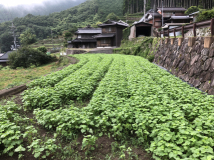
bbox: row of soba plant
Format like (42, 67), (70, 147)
(0, 101), (59, 159)
(27, 55), (89, 88)
(31, 54), (214, 160)
(22, 54), (113, 110)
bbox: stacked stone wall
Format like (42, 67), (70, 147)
(154, 37), (214, 95)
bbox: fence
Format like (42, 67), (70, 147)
(158, 18), (214, 38)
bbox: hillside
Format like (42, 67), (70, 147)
(123, 0), (213, 14)
(0, 0), (87, 23)
(0, 0), (123, 52)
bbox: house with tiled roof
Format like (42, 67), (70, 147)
(94, 20), (129, 47)
(70, 25), (102, 48)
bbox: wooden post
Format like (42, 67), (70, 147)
(211, 18), (214, 37)
(193, 23), (196, 37)
(168, 29), (169, 37)
(182, 26), (184, 38)
(174, 28), (176, 38)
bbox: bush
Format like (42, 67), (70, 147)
(148, 55), (155, 62)
(105, 13), (119, 21)
(9, 47), (55, 69)
(37, 46), (47, 53)
(196, 9), (214, 22)
(185, 6), (199, 15)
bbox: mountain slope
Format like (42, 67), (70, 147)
(0, 0), (87, 23)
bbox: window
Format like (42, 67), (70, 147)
(105, 27), (112, 32)
(101, 39), (107, 44)
(101, 38), (109, 44)
(155, 21), (161, 27)
(78, 35), (81, 38)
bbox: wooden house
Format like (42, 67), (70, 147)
(71, 25), (102, 48)
(94, 20), (129, 47)
(145, 11), (162, 28)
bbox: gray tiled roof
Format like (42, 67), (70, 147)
(0, 51), (13, 60)
(94, 33), (115, 38)
(170, 16), (192, 19)
(99, 20), (129, 27)
(157, 7), (186, 12)
(72, 39), (97, 43)
(76, 28), (102, 34)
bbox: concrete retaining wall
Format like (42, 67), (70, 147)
(0, 85), (27, 100)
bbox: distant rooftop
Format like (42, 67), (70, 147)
(157, 7), (187, 12)
(99, 20), (129, 27)
(94, 33), (115, 38)
(170, 16), (192, 20)
(189, 11), (200, 16)
(76, 25), (102, 34)
(0, 51), (13, 60)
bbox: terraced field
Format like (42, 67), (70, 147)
(1, 54), (214, 160)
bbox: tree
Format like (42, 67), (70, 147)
(19, 28), (37, 45)
(105, 13), (119, 21)
(0, 33), (13, 52)
(8, 46), (54, 69)
(185, 6), (200, 15)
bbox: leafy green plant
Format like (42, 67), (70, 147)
(27, 138), (58, 159)
(81, 135), (98, 155)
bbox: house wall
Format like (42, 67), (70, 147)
(97, 38), (113, 47)
(102, 26), (116, 33)
(148, 18), (162, 28)
(116, 27), (124, 47)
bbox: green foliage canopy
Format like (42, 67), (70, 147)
(185, 6), (200, 15)
(19, 29), (37, 45)
(9, 46), (54, 69)
(105, 13), (119, 21)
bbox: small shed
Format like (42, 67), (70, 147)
(129, 21), (153, 39)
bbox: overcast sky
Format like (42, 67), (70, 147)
(0, 0), (76, 7)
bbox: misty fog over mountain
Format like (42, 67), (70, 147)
(0, 0), (86, 22)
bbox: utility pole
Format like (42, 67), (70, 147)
(51, 29), (54, 49)
(9, 22), (18, 50)
(144, 0), (146, 22)
(162, 0), (164, 27)
(162, 0), (164, 37)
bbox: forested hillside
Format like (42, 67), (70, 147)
(0, 0), (86, 23)
(0, 0), (123, 52)
(123, 0), (214, 14)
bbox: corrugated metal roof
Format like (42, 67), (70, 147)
(94, 33), (115, 38)
(170, 16), (192, 19)
(157, 7), (186, 12)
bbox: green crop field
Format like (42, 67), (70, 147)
(1, 54), (214, 160)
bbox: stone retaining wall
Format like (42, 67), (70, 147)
(154, 37), (214, 94)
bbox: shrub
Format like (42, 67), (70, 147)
(185, 6), (199, 15)
(37, 46), (47, 53)
(105, 13), (119, 21)
(148, 55), (155, 62)
(9, 47), (55, 69)
(196, 9), (214, 22)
